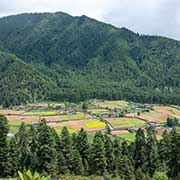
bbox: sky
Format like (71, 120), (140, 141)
(0, 0), (180, 40)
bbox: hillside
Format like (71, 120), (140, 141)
(0, 51), (58, 107)
(0, 12), (180, 106)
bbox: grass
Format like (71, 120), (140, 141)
(84, 120), (106, 128)
(8, 120), (32, 134)
(53, 126), (76, 134)
(96, 100), (128, 108)
(88, 108), (108, 115)
(60, 112), (85, 120)
(107, 118), (145, 127)
(24, 111), (59, 116)
(117, 133), (136, 141)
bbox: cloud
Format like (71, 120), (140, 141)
(0, 0), (180, 40)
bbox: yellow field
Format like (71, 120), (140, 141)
(84, 121), (106, 128)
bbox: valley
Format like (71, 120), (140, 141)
(1, 99), (179, 141)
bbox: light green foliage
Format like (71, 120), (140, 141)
(18, 170), (51, 180)
(152, 171), (168, 180)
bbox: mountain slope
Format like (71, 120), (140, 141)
(0, 12), (179, 106)
(0, 51), (58, 107)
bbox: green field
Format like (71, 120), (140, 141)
(84, 120), (106, 128)
(8, 121), (29, 134)
(107, 118), (145, 127)
(117, 133), (136, 141)
(88, 108), (108, 115)
(96, 100), (128, 108)
(60, 112), (85, 120)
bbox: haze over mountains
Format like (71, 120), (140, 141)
(0, 12), (180, 107)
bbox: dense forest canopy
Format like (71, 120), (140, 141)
(0, 12), (180, 106)
(0, 115), (180, 179)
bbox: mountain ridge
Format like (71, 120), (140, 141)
(0, 12), (179, 106)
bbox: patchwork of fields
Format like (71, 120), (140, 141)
(1, 100), (180, 141)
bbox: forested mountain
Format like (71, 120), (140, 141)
(0, 51), (57, 107)
(0, 12), (180, 106)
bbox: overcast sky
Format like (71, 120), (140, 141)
(0, 0), (180, 40)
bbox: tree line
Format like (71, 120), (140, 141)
(0, 114), (180, 179)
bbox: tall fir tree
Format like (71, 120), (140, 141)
(0, 115), (10, 177)
(16, 122), (30, 171)
(146, 126), (160, 177)
(168, 128), (180, 178)
(134, 128), (147, 172)
(7, 137), (19, 177)
(60, 126), (72, 171)
(90, 133), (107, 175)
(75, 128), (90, 171)
(104, 135), (115, 174)
(69, 147), (84, 175)
(28, 125), (38, 172)
(158, 130), (171, 171)
(36, 120), (57, 175)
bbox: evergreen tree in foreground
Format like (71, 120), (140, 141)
(90, 132), (107, 175)
(0, 115), (10, 177)
(36, 120), (57, 175)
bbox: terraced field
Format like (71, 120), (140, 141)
(24, 111), (59, 116)
(95, 100), (128, 109)
(106, 118), (145, 128)
(154, 106), (180, 119)
(49, 119), (106, 132)
(139, 111), (168, 123)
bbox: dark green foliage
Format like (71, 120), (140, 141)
(60, 126), (72, 171)
(146, 126), (160, 176)
(134, 129), (147, 171)
(90, 132), (107, 175)
(167, 117), (179, 127)
(135, 168), (150, 180)
(36, 121), (57, 175)
(75, 128), (90, 173)
(167, 128), (180, 179)
(0, 51), (57, 107)
(69, 147), (84, 175)
(0, 115), (10, 177)
(2, 116), (180, 179)
(0, 12), (180, 106)
(16, 123), (31, 171)
(104, 135), (115, 174)
(8, 137), (19, 177)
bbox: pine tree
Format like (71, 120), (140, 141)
(134, 128), (147, 171)
(104, 135), (115, 174)
(36, 120), (57, 175)
(76, 128), (90, 168)
(8, 137), (19, 177)
(90, 133), (107, 175)
(0, 115), (10, 177)
(146, 126), (160, 176)
(69, 147), (84, 175)
(28, 125), (38, 172)
(119, 156), (135, 180)
(158, 130), (170, 171)
(168, 128), (180, 178)
(16, 122), (30, 171)
(112, 138), (122, 176)
(55, 128), (69, 175)
(60, 126), (72, 171)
